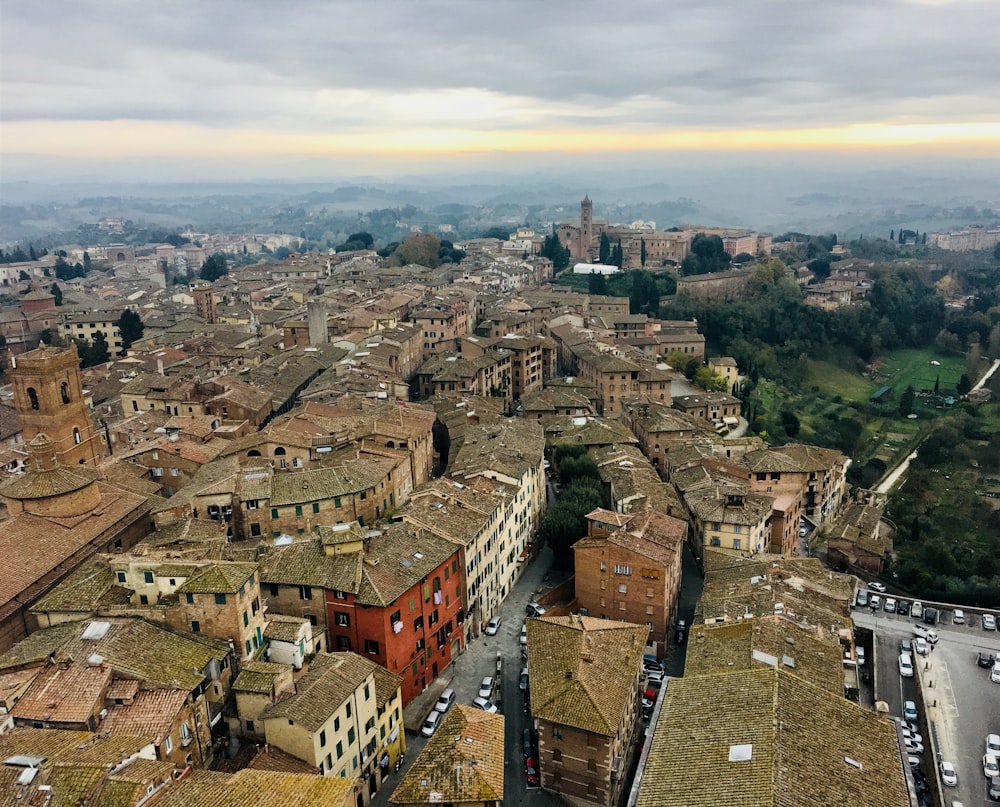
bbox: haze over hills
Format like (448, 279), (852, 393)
(2, 151), (999, 245)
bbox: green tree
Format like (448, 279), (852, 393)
(82, 251), (92, 273)
(335, 231), (375, 252)
(899, 385), (915, 417)
(49, 283), (63, 306)
(541, 231), (571, 271)
(199, 253), (229, 282)
(780, 409), (801, 437)
(117, 309), (144, 352)
(640, 238), (647, 267)
(599, 233), (611, 264)
(481, 226), (512, 240)
(890, 229), (895, 242)
(588, 271), (609, 295)
(956, 373), (972, 396)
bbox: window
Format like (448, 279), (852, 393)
(553, 727), (562, 740)
(191, 620), (201, 633)
(335, 716), (341, 731)
(116, 571), (127, 584)
(733, 539), (742, 550)
(734, 525), (742, 534)
(614, 564), (631, 576)
(73, 427), (82, 445)
(246, 499), (258, 510)
(165, 735), (173, 754)
(215, 593), (227, 605)
(143, 571), (154, 584)
(271, 508), (278, 519)
(269, 584), (279, 596)
(413, 616), (423, 631)
(185, 593), (194, 604)
(618, 583), (627, 593)
(27, 387), (39, 410)
(391, 609), (401, 624)
(139, 594), (149, 605)
(243, 611), (249, 627)
(312, 502), (320, 514)
(710, 537), (721, 547)
(334, 497), (342, 508)
(299, 585), (312, 600)
(346, 702), (352, 718)
(250, 523), (261, 537)
(320, 730), (327, 747)
(364, 639), (379, 654)
(336, 740), (344, 759)
(364, 684), (370, 700)
(334, 590), (347, 600)
(336, 612), (350, 627)
(295, 505), (303, 517)
(336, 636), (351, 650)
(712, 522), (722, 532)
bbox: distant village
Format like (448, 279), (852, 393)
(0, 201), (941, 807)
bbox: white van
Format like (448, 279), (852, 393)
(856, 589), (869, 608)
(434, 688), (455, 714)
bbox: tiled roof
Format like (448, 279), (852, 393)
(263, 614), (308, 644)
(636, 667), (908, 807)
(233, 660), (288, 695)
(390, 705), (504, 805)
(685, 487), (774, 526)
(176, 562), (257, 594)
(448, 420), (544, 482)
(260, 539), (363, 593)
(100, 687), (189, 739)
(260, 652), (375, 733)
(527, 615), (647, 736)
(358, 522), (459, 607)
(0, 464), (95, 500)
(11, 663), (113, 724)
(269, 457), (398, 505)
(150, 768), (355, 807)
(30, 558), (124, 614)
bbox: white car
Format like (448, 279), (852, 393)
(519, 623), (528, 647)
(898, 653), (914, 678)
(984, 753), (999, 778)
(870, 595), (882, 611)
(914, 637), (928, 655)
(884, 597), (897, 613)
(984, 613), (997, 631)
(904, 738), (924, 754)
(478, 676), (494, 700)
(912, 624), (939, 643)
(988, 734), (1000, 756)
(992, 664), (1000, 684)
(940, 760), (958, 787)
(856, 647), (866, 666)
(471, 696), (498, 713)
(869, 582), (887, 593)
(953, 609), (965, 624)
(484, 617), (501, 636)
(420, 710), (441, 737)
(910, 600), (923, 618)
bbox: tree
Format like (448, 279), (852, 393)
(392, 232), (442, 267)
(540, 231), (570, 272)
(29, 245), (37, 261)
(588, 271), (608, 295)
(890, 230), (895, 242)
(899, 385), (915, 417)
(640, 238), (647, 267)
(481, 226), (512, 240)
(117, 309), (144, 352)
(83, 251), (92, 273)
(599, 233), (611, 264)
(780, 409), (801, 437)
(199, 254), (229, 282)
(957, 373), (972, 396)
(49, 283), (63, 306)
(335, 231), (375, 252)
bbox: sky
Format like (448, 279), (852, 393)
(2, 0), (1000, 181)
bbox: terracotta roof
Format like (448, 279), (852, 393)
(234, 660), (288, 695)
(527, 615), (647, 736)
(176, 562), (257, 594)
(149, 768), (355, 807)
(636, 668), (908, 807)
(11, 663), (112, 724)
(390, 705), (504, 805)
(263, 614), (308, 644)
(100, 687), (190, 739)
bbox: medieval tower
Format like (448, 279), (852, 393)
(580, 194), (593, 257)
(10, 344), (101, 466)
(193, 284), (217, 324)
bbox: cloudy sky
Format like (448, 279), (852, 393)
(2, 0), (999, 178)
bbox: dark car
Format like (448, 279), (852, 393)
(525, 757), (541, 788)
(897, 600), (910, 616)
(675, 619), (687, 645)
(978, 652), (997, 668)
(989, 774), (1000, 801)
(522, 728), (537, 757)
(922, 607), (938, 625)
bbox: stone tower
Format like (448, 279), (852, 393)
(10, 344), (100, 466)
(580, 195), (593, 258)
(307, 299), (328, 345)
(193, 285), (217, 324)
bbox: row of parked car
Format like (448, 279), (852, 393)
(857, 584), (999, 631)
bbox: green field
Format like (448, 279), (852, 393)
(872, 348), (965, 395)
(805, 360), (875, 400)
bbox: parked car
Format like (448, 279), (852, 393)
(524, 757), (540, 788)
(641, 688), (657, 709)
(953, 609), (966, 625)
(471, 696), (498, 713)
(643, 654), (664, 674)
(520, 623), (527, 646)
(675, 619), (687, 644)
(900, 638), (913, 654)
(522, 728), (537, 757)
(922, 606), (938, 625)
(899, 653), (914, 678)
(911, 600), (923, 619)
(519, 667), (529, 692)
(484, 616), (501, 635)
(857, 647), (866, 666)
(988, 735), (1000, 756)
(478, 676), (494, 700)
(984, 613), (997, 631)
(989, 774), (1000, 800)
(434, 688), (456, 714)
(897, 600), (910, 616)
(912, 624), (939, 643)
(885, 598), (897, 613)
(855, 589), (869, 608)
(903, 728), (923, 744)
(526, 603), (546, 617)
(941, 761), (958, 787)
(984, 754), (999, 778)
(421, 710), (441, 737)
(870, 595), (882, 611)
(905, 738), (925, 754)
(993, 663), (1000, 684)
(869, 582), (887, 593)
(904, 700), (919, 722)
(979, 652), (997, 668)
(914, 637), (929, 655)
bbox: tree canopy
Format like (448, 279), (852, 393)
(199, 254), (229, 282)
(117, 309), (144, 352)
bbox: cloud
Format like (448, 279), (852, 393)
(1, 0), (999, 159)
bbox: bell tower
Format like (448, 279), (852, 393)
(10, 344), (100, 466)
(580, 195), (593, 258)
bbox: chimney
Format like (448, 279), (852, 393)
(157, 358), (164, 376)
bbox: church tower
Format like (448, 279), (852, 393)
(10, 344), (101, 466)
(580, 195), (593, 258)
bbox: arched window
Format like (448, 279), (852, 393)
(274, 447), (286, 456)
(61, 382), (71, 404)
(73, 427), (82, 445)
(247, 449), (262, 457)
(27, 387), (39, 410)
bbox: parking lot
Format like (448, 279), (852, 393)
(852, 598), (1000, 805)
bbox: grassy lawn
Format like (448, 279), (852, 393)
(872, 348), (965, 395)
(805, 359), (875, 400)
